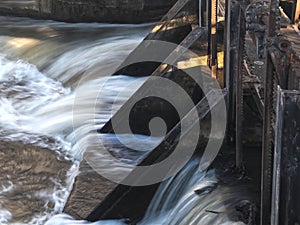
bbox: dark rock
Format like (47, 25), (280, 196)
(63, 157), (117, 219)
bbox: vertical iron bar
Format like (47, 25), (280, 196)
(270, 90), (300, 224)
(261, 1), (280, 224)
(235, 3), (245, 169)
(224, 1), (244, 168)
(261, 55), (275, 225)
(207, 0), (212, 62)
(225, 0), (235, 144)
(271, 87), (283, 225)
(211, 0), (218, 79)
(199, 0), (202, 27)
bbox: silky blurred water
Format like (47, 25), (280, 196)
(0, 15), (152, 224)
(0, 15), (254, 225)
(46, 160), (254, 225)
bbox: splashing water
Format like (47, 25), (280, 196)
(0, 15), (254, 225)
(0, 16), (153, 224)
(46, 160), (253, 225)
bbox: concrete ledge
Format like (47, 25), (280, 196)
(0, 0), (176, 23)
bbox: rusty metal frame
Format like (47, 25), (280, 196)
(224, 0), (300, 224)
(224, 0), (246, 168)
(260, 1), (282, 224)
(261, 49), (277, 225)
(261, 24), (300, 225)
(271, 88), (300, 225)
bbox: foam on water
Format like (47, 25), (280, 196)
(0, 55), (148, 222)
(0, 17), (152, 224)
(0, 37), (147, 159)
(0, 15), (253, 225)
(0, 57), (148, 223)
(45, 214), (126, 225)
(46, 161), (252, 225)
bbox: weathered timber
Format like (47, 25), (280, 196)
(63, 0), (228, 221)
(101, 27), (208, 136)
(86, 89), (227, 223)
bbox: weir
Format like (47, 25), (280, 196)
(57, 0), (300, 224)
(0, 0), (176, 23)
(64, 0), (228, 221)
(1, 0), (300, 224)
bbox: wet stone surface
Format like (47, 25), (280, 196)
(63, 157), (117, 219)
(0, 139), (72, 224)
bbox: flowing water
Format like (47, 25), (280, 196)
(0, 15), (255, 225)
(0, 15), (153, 224)
(47, 160), (255, 225)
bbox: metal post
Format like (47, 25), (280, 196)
(293, 0), (300, 23)
(225, 0), (235, 144)
(207, 0), (212, 60)
(224, 1), (244, 168)
(271, 89), (300, 225)
(210, 0), (218, 79)
(199, 0), (202, 27)
(271, 86), (283, 225)
(261, 1), (281, 224)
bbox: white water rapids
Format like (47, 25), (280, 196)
(0, 16), (153, 224)
(0, 16), (254, 225)
(47, 161), (252, 225)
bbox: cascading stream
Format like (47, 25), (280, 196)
(0, 15), (254, 225)
(0, 16), (153, 224)
(47, 160), (253, 225)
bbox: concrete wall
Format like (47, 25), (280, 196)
(0, 0), (176, 23)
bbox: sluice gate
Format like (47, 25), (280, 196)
(63, 0), (300, 224)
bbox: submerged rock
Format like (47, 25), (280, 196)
(0, 139), (72, 224)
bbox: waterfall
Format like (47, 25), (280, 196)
(0, 16), (153, 224)
(139, 160), (253, 225)
(0, 15), (255, 225)
(46, 160), (254, 225)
